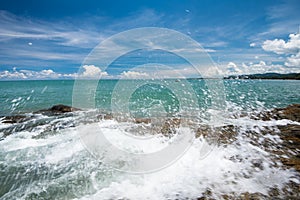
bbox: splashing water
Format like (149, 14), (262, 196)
(0, 79), (300, 199)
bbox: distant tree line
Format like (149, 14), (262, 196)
(224, 73), (300, 80)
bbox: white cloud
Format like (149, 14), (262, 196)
(119, 71), (150, 79)
(220, 60), (300, 76)
(0, 70), (27, 79)
(241, 61), (286, 74)
(262, 33), (300, 68)
(285, 52), (300, 67)
(78, 65), (108, 79)
(226, 62), (242, 74)
(262, 33), (300, 54)
(250, 43), (256, 47)
(0, 68), (75, 80)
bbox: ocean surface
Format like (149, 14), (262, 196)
(0, 79), (300, 199)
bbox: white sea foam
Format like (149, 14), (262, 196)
(0, 113), (298, 199)
(77, 125), (295, 199)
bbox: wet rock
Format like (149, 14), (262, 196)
(198, 192), (268, 200)
(281, 180), (300, 199)
(195, 104), (300, 175)
(1, 115), (28, 123)
(195, 125), (211, 138)
(238, 192), (267, 200)
(278, 104), (300, 122)
(251, 159), (264, 170)
(134, 118), (151, 124)
(161, 118), (181, 135)
(48, 104), (81, 113)
(97, 113), (113, 120)
(1, 116), (48, 137)
(103, 113), (113, 120)
(280, 157), (300, 171)
(247, 104), (300, 174)
(36, 104), (81, 115)
(196, 125), (238, 144)
(218, 125), (239, 142)
(268, 187), (280, 197)
(276, 124), (300, 172)
(255, 104), (300, 122)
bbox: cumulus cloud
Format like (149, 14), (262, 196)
(0, 68), (75, 80)
(0, 65), (111, 80)
(285, 52), (300, 67)
(240, 61), (289, 74)
(261, 33), (300, 68)
(226, 62), (242, 74)
(221, 60), (299, 76)
(250, 43), (256, 47)
(262, 33), (300, 54)
(119, 71), (150, 79)
(78, 65), (108, 79)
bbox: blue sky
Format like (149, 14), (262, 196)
(0, 0), (300, 79)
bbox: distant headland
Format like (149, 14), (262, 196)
(224, 73), (300, 80)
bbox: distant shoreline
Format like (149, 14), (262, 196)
(0, 73), (299, 81)
(223, 72), (300, 80)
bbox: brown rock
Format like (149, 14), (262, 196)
(195, 125), (211, 138)
(49, 104), (81, 113)
(196, 125), (238, 144)
(161, 118), (181, 135)
(278, 104), (300, 122)
(103, 113), (113, 120)
(36, 104), (81, 115)
(134, 118), (151, 124)
(276, 124), (300, 172)
(96, 113), (113, 120)
(255, 104), (300, 122)
(1, 115), (27, 123)
(238, 192), (267, 200)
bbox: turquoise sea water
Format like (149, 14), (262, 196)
(1, 79), (299, 115)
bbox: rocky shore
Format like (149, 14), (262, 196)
(1, 104), (299, 198)
(1, 104), (80, 124)
(1, 104), (299, 162)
